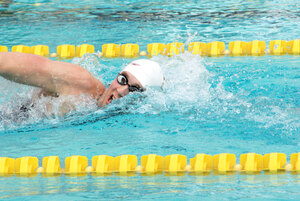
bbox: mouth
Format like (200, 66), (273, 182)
(107, 94), (116, 104)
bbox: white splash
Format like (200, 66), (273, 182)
(0, 50), (298, 135)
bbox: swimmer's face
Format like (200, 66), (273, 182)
(98, 71), (143, 107)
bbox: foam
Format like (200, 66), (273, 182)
(0, 51), (298, 135)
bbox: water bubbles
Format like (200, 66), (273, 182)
(0, 52), (298, 137)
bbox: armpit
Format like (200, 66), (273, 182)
(38, 89), (59, 98)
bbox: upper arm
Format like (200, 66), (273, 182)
(0, 52), (105, 96)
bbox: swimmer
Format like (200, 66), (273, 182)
(0, 52), (164, 114)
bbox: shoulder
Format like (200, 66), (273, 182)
(87, 77), (106, 98)
(54, 62), (106, 97)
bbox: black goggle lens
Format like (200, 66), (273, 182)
(117, 74), (128, 85)
(117, 74), (144, 93)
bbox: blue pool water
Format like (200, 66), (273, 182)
(0, 0), (299, 200)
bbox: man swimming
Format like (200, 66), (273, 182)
(0, 52), (164, 114)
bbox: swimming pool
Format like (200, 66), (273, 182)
(0, 0), (299, 200)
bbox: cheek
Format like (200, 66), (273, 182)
(106, 79), (115, 89)
(117, 86), (130, 96)
(109, 79), (130, 96)
(108, 81), (118, 92)
(111, 79), (119, 87)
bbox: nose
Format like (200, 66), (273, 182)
(116, 84), (130, 98)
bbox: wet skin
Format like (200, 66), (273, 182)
(97, 71), (143, 107)
(0, 52), (142, 114)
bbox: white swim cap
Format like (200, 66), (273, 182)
(122, 59), (164, 88)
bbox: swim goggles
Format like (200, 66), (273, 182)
(117, 73), (144, 92)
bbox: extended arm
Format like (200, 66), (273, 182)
(0, 52), (105, 97)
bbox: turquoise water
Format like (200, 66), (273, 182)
(0, 0), (300, 200)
